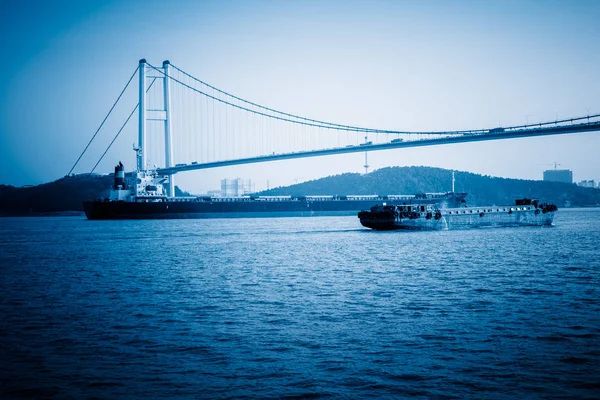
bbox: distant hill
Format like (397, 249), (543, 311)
(0, 174), (190, 216)
(0, 174), (113, 216)
(258, 166), (600, 207)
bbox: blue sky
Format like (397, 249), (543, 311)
(1, 0), (599, 192)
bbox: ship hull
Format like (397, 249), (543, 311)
(83, 195), (465, 220)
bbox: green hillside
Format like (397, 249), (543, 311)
(0, 174), (113, 215)
(0, 174), (189, 216)
(259, 166), (600, 207)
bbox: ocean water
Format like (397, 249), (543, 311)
(1, 209), (599, 399)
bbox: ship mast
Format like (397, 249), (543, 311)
(133, 144), (142, 172)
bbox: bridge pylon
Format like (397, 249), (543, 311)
(138, 58), (175, 197)
(138, 59), (146, 172)
(163, 60), (174, 197)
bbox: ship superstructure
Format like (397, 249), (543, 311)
(108, 161), (170, 202)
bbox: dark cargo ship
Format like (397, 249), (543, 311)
(83, 163), (467, 220)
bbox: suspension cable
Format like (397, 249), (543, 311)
(67, 66), (139, 176)
(90, 104), (138, 174)
(158, 63), (600, 135)
(89, 78), (158, 174)
(148, 63), (411, 135)
(171, 63), (366, 131)
(502, 113), (600, 130)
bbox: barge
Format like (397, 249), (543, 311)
(358, 198), (557, 230)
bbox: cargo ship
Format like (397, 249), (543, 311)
(83, 163), (467, 220)
(358, 198), (557, 230)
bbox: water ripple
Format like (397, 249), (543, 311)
(1, 210), (599, 398)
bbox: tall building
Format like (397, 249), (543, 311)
(543, 169), (573, 184)
(221, 178), (255, 197)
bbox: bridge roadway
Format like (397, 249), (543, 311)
(157, 121), (600, 175)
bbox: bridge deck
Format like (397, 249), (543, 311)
(157, 121), (600, 174)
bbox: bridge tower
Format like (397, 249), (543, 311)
(138, 59), (147, 172)
(137, 59), (175, 197)
(163, 60), (175, 197)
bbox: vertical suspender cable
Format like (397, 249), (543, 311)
(89, 78), (157, 174)
(67, 66), (138, 176)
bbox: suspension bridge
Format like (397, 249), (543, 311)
(71, 59), (600, 196)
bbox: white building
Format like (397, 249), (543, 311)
(577, 180), (596, 188)
(221, 178), (255, 197)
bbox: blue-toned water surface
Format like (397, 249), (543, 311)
(1, 209), (599, 398)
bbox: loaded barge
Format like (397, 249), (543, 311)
(83, 163), (467, 220)
(358, 198), (557, 230)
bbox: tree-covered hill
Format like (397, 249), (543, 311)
(0, 174), (189, 216)
(0, 174), (113, 215)
(259, 166), (600, 207)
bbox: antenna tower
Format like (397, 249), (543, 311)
(363, 135), (369, 174)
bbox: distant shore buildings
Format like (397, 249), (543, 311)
(543, 169), (573, 184)
(542, 168), (599, 188)
(220, 178), (255, 197)
(577, 180), (598, 188)
(202, 178), (255, 197)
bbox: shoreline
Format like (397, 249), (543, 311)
(0, 211), (85, 218)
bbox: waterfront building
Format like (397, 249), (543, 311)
(543, 169), (573, 184)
